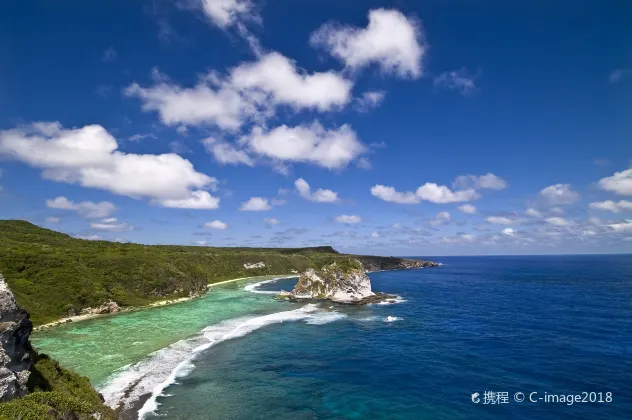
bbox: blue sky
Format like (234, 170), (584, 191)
(1, 0), (631, 255)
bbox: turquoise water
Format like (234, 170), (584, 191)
(33, 256), (632, 419)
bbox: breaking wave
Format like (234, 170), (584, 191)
(98, 304), (345, 419)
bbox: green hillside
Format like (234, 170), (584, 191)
(0, 220), (350, 324)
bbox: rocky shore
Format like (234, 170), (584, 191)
(279, 257), (438, 305)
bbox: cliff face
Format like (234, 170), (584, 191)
(288, 259), (373, 302)
(0, 274), (32, 402)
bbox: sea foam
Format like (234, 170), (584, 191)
(99, 304), (344, 419)
(243, 275), (296, 294)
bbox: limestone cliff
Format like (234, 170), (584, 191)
(0, 273), (32, 402)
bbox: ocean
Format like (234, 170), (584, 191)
(32, 255), (632, 419)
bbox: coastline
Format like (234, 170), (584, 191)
(33, 273), (296, 332)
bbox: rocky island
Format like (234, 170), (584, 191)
(279, 257), (438, 304)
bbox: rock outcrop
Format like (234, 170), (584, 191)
(280, 259), (380, 303)
(0, 274), (32, 402)
(80, 299), (121, 315)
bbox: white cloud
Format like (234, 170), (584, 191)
(128, 133), (156, 142)
(458, 204), (477, 214)
(589, 200), (632, 213)
(294, 178), (339, 203)
(46, 196), (116, 218)
(370, 185), (419, 204)
(205, 220), (228, 229)
(416, 183), (479, 203)
(486, 216), (521, 225)
(371, 183), (479, 204)
(539, 184), (579, 205)
(525, 208), (542, 217)
(607, 220), (632, 232)
(240, 197), (271, 211)
(335, 214), (361, 224)
(550, 207), (565, 215)
(244, 122), (365, 170)
(203, 137), (254, 166)
(91, 218), (133, 231)
(310, 8), (426, 78)
(264, 217), (280, 225)
(201, 0), (255, 28)
(102, 46), (117, 62)
(453, 173), (508, 190)
(46, 217), (60, 224)
(545, 217), (573, 227)
(598, 168), (632, 196)
(195, 240), (210, 246)
(158, 190), (220, 209)
(0, 123), (217, 209)
(429, 211), (451, 226)
(609, 68), (632, 83)
(354, 90), (386, 112)
(370, 231), (380, 238)
(126, 52), (352, 131)
(433, 68), (477, 95)
(502, 228), (516, 236)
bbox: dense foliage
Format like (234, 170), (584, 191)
(0, 220), (348, 324)
(0, 352), (115, 420)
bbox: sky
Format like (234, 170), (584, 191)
(0, 0), (631, 256)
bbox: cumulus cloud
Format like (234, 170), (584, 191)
(453, 173), (508, 190)
(429, 211), (451, 226)
(433, 68), (477, 95)
(240, 197), (271, 211)
(294, 178), (339, 203)
(589, 200), (632, 213)
(598, 168), (632, 196)
(201, 0), (255, 28)
(0, 123), (218, 209)
(371, 183), (479, 204)
(203, 137), (254, 166)
(205, 220), (228, 229)
(458, 204), (477, 214)
(90, 218), (133, 231)
(607, 220), (632, 232)
(264, 217), (279, 225)
(158, 190), (220, 209)
(502, 228), (516, 236)
(416, 183), (479, 203)
(243, 122), (365, 170)
(539, 184), (579, 205)
(46, 196), (116, 218)
(125, 53), (352, 130)
(310, 8), (426, 78)
(335, 214), (361, 224)
(370, 185), (419, 204)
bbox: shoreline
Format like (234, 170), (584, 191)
(33, 273), (296, 332)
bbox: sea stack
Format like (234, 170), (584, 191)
(280, 259), (397, 304)
(0, 274), (32, 402)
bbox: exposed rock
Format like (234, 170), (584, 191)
(282, 259), (375, 303)
(0, 273), (32, 402)
(244, 262), (266, 269)
(92, 300), (120, 315)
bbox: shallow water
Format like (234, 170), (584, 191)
(33, 256), (632, 419)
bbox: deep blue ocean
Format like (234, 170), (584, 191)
(34, 254), (632, 419)
(146, 255), (632, 419)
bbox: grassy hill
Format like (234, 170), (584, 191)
(0, 220), (354, 325)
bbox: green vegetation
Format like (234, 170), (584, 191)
(0, 352), (115, 420)
(0, 220), (351, 325)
